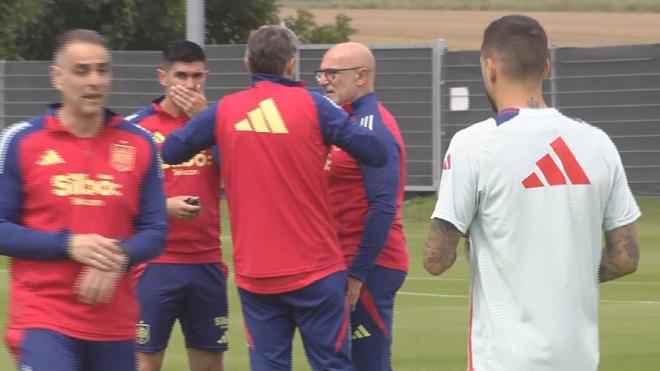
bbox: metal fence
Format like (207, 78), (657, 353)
(299, 44), (439, 191)
(1, 42), (659, 195)
(441, 43), (660, 196)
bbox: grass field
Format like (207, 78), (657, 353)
(0, 196), (658, 370)
(278, 7), (660, 49)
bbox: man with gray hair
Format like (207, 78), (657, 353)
(161, 25), (389, 370)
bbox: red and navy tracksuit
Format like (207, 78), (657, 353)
(161, 73), (388, 371)
(326, 94), (409, 370)
(0, 105), (167, 370)
(127, 97), (229, 354)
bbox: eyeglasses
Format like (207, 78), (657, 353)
(314, 67), (366, 83)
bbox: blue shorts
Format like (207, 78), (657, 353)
(136, 263), (229, 353)
(351, 265), (406, 371)
(239, 271), (353, 371)
(18, 328), (135, 371)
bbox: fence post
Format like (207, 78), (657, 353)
(186, 0), (205, 47)
(549, 46), (557, 108)
(295, 47), (301, 81)
(0, 60), (4, 130)
(432, 39), (445, 191)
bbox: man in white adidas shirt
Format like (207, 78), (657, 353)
(423, 15), (641, 371)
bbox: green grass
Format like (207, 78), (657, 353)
(280, 0), (660, 12)
(1, 196), (659, 370)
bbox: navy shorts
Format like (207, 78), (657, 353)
(18, 328), (135, 371)
(351, 265), (406, 371)
(239, 271), (353, 371)
(136, 263), (229, 353)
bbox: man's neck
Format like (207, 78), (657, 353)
(495, 82), (547, 112)
(357, 87), (373, 100)
(58, 107), (103, 138)
(345, 87), (374, 105)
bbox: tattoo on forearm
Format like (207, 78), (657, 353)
(599, 224), (639, 282)
(527, 97), (540, 108)
(599, 245), (622, 283)
(423, 219), (461, 274)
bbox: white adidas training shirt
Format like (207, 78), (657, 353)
(431, 108), (640, 371)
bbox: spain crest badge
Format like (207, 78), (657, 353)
(136, 321), (150, 345)
(110, 142), (136, 172)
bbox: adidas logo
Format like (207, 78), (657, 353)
(235, 98), (289, 134)
(217, 334), (228, 345)
(351, 325), (372, 340)
(36, 149), (65, 166)
(359, 115), (374, 131)
(522, 136), (590, 189)
(442, 153), (451, 170)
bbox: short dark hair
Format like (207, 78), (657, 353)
(481, 15), (548, 81)
(53, 29), (108, 63)
(246, 25), (298, 75)
(161, 40), (206, 69)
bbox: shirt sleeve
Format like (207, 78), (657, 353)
(121, 136), (168, 266)
(430, 130), (480, 234)
(347, 110), (401, 281)
(310, 93), (387, 168)
(601, 135), (641, 231)
(211, 145), (221, 171)
(161, 101), (219, 165)
(348, 145), (400, 281)
(0, 124), (70, 259)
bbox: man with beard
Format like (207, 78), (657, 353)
(161, 25), (388, 370)
(424, 15), (640, 371)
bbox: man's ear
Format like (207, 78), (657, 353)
(485, 57), (497, 84)
(356, 67), (370, 87)
(543, 58), (551, 80)
(50, 64), (62, 90)
(243, 57), (252, 73)
(284, 57), (296, 77)
(157, 67), (167, 88)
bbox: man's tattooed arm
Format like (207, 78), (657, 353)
(423, 218), (463, 275)
(599, 223), (640, 283)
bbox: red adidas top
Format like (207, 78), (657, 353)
(0, 106), (166, 341)
(162, 74), (389, 294)
(215, 81), (345, 293)
(129, 99), (224, 266)
(326, 100), (409, 274)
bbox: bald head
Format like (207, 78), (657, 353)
(318, 42), (375, 105)
(324, 42), (375, 71)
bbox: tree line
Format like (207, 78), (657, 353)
(0, 0), (356, 60)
